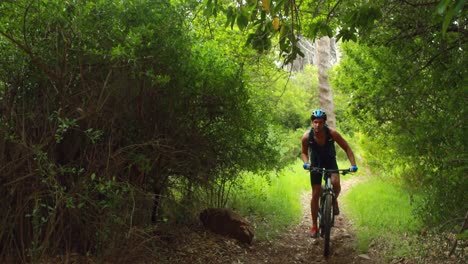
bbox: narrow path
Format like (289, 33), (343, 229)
(239, 175), (382, 264)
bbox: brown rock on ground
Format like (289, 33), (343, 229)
(199, 207), (255, 244)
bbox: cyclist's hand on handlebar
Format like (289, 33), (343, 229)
(303, 163), (311, 170)
(350, 165), (358, 172)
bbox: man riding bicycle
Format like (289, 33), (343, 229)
(301, 109), (358, 238)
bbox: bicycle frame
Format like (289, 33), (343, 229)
(320, 172), (335, 224)
(309, 167), (350, 257)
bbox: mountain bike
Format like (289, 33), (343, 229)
(309, 167), (352, 257)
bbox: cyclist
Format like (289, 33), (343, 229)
(301, 109), (358, 238)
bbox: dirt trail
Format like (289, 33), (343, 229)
(237, 176), (382, 264)
(150, 176), (384, 264)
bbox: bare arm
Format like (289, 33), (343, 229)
(330, 129), (356, 166)
(301, 131), (310, 164)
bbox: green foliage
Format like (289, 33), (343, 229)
(0, 0), (288, 259)
(201, 1), (388, 63)
(331, 14), (467, 226)
(457, 229), (468, 240)
(336, 4), (383, 41)
(273, 65), (319, 128)
(330, 2), (467, 253)
(259, 64), (319, 166)
(79, 175), (133, 254)
(182, 38), (282, 174)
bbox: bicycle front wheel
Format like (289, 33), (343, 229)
(323, 193), (333, 256)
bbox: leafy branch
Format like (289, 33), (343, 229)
(0, 31), (59, 81)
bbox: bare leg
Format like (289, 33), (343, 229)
(311, 184), (322, 228)
(331, 173), (341, 211)
(331, 173), (341, 198)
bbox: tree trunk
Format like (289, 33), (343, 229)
(316, 37), (336, 129)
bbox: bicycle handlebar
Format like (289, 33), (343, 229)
(307, 167), (352, 175)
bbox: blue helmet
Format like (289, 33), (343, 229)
(311, 109), (327, 121)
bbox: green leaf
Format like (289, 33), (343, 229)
(225, 6), (234, 28)
(204, 0), (214, 16)
(454, 0), (465, 15)
(442, 7), (455, 36)
(296, 48), (304, 58)
(245, 33), (255, 47)
(337, 28), (357, 42)
(436, 0), (450, 14)
(456, 229), (468, 240)
(237, 12), (249, 31)
(274, 0), (285, 13)
(319, 24), (333, 38)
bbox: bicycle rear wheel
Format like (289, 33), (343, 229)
(323, 193), (333, 256)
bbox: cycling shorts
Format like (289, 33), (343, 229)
(310, 158), (338, 186)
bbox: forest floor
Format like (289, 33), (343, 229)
(144, 176), (387, 264)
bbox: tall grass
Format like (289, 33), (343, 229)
(228, 160), (310, 240)
(342, 176), (423, 256)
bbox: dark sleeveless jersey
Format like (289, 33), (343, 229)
(307, 126), (337, 167)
